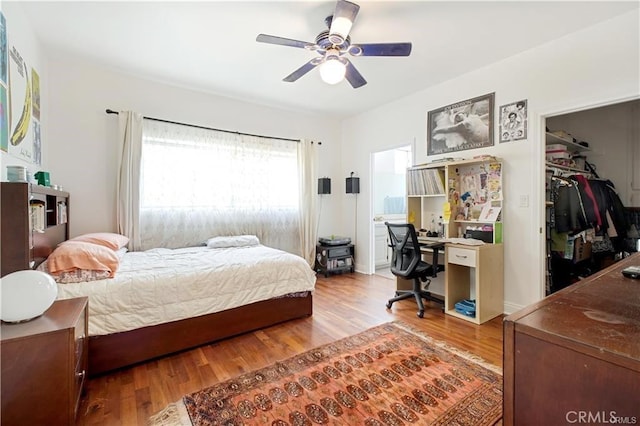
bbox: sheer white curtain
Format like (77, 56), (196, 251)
(139, 120), (305, 253)
(298, 139), (318, 266)
(116, 111), (143, 250)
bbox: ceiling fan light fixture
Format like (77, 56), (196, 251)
(328, 16), (352, 44)
(319, 57), (346, 85)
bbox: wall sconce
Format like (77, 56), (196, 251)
(346, 172), (360, 194)
(318, 177), (331, 194)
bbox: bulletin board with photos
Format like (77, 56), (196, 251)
(449, 161), (502, 220)
(447, 159), (503, 243)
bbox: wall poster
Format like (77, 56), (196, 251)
(427, 93), (494, 156)
(8, 44), (34, 163)
(0, 12), (7, 86)
(0, 85), (7, 152)
(0, 11), (7, 152)
(499, 99), (527, 142)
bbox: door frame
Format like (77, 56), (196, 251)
(535, 93), (639, 299)
(369, 143), (413, 274)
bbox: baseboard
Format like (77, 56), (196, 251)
(503, 301), (525, 316)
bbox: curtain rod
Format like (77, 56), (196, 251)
(105, 109), (317, 144)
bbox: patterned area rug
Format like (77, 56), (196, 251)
(149, 322), (502, 425)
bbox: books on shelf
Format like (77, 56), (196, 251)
(30, 201), (45, 232)
(408, 168), (445, 196)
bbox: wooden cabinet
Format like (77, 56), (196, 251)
(1, 297), (88, 426)
(503, 254), (640, 426)
(444, 243), (504, 324)
(1, 182), (69, 277)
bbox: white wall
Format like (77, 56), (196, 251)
(41, 55), (343, 238)
(341, 10), (640, 309)
(0, 3), (48, 181)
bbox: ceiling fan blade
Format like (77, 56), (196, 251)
(329, 0), (360, 42)
(283, 59), (321, 82)
(354, 42), (412, 57)
(344, 60), (367, 88)
(256, 34), (315, 50)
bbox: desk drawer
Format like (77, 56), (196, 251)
(448, 247), (476, 267)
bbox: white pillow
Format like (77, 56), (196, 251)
(206, 235), (260, 248)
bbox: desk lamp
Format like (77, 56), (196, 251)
(0, 270), (58, 323)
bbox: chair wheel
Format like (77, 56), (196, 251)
(386, 302), (392, 309)
(417, 310), (424, 318)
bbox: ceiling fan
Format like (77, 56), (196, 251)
(256, 0), (412, 88)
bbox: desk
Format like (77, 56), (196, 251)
(444, 243), (503, 324)
(503, 254), (640, 425)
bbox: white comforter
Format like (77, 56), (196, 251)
(56, 245), (316, 336)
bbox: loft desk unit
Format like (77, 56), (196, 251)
(444, 242), (504, 324)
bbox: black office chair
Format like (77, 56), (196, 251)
(385, 222), (443, 318)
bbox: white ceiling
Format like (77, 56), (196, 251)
(15, 1), (639, 118)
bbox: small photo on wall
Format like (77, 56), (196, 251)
(499, 99), (527, 142)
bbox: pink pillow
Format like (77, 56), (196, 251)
(48, 241), (120, 277)
(69, 232), (129, 250)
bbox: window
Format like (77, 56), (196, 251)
(139, 120), (300, 252)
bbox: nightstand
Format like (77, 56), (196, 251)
(1, 297), (88, 425)
(315, 243), (355, 277)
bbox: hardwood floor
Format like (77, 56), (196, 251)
(76, 272), (504, 425)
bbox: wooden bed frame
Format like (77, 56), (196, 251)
(36, 225), (313, 376)
(89, 293), (312, 376)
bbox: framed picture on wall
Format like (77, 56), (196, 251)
(499, 99), (527, 142)
(427, 92), (494, 156)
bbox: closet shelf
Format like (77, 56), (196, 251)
(545, 161), (589, 174)
(546, 132), (590, 152)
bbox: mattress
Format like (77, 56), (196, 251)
(56, 245), (316, 336)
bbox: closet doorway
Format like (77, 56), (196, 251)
(371, 145), (412, 278)
(542, 98), (639, 295)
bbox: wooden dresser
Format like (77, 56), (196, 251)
(503, 254), (640, 426)
(1, 297), (88, 426)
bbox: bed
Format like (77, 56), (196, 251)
(39, 234), (315, 376)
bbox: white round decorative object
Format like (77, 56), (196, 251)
(0, 270), (58, 323)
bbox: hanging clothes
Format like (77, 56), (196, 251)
(551, 175), (628, 253)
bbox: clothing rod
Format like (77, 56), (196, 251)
(105, 109), (318, 144)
